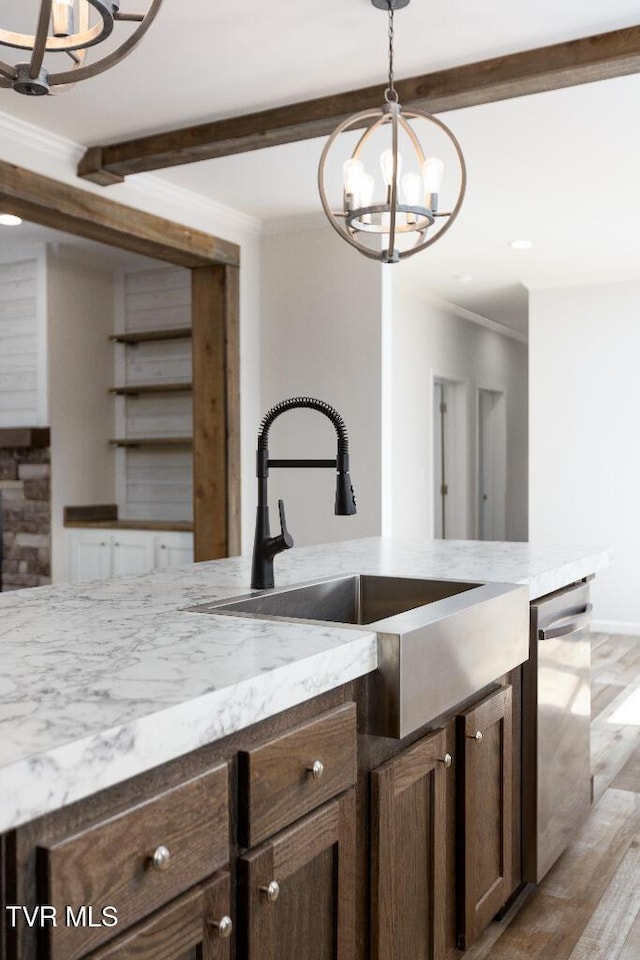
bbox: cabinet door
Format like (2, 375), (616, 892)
(239, 790), (355, 960)
(155, 533), (194, 569)
(85, 873), (232, 960)
(111, 532), (155, 576)
(457, 685), (513, 950)
(370, 728), (448, 960)
(69, 531), (111, 581)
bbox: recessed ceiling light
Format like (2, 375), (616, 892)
(508, 239), (533, 250)
(453, 273), (473, 284)
(0, 214), (22, 227)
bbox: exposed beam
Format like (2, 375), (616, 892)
(78, 25), (640, 184)
(0, 159), (240, 267)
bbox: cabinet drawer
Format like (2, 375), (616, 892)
(87, 873), (232, 960)
(239, 703), (357, 846)
(38, 764), (229, 960)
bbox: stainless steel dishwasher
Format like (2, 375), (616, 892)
(522, 580), (593, 883)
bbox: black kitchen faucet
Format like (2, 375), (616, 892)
(251, 397), (357, 589)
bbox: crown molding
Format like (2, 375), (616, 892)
(0, 108), (263, 239)
(131, 173), (263, 237)
(424, 294), (528, 344)
(0, 109), (84, 164)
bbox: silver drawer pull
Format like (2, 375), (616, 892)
(307, 759), (325, 780)
(467, 730), (483, 744)
(438, 753), (453, 768)
(210, 915), (233, 939)
(150, 845), (171, 871)
(259, 880), (280, 902)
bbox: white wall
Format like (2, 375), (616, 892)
(47, 249), (115, 581)
(530, 281), (640, 631)
(391, 283), (528, 541)
(260, 227), (384, 546)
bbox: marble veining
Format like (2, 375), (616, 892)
(0, 537), (611, 833)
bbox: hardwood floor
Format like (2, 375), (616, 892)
(467, 632), (640, 960)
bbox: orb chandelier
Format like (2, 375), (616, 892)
(0, 1), (163, 96)
(318, 0), (466, 264)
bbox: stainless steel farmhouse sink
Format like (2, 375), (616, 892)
(191, 574), (529, 738)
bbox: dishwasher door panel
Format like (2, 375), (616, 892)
(523, 582), (592, 884)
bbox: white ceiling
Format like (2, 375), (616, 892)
(2, 1), (640, 333)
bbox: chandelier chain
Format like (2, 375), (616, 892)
(385, 3), (398, 103)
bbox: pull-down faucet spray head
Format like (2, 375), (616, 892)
(335, 452), (357, 516)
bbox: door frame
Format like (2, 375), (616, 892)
(429, 371), (469, 539)
(475, 381), (507, 541)
(0, 160), (241, 560)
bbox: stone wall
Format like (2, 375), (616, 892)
(0, 446), (51, 590)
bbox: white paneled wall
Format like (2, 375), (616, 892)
(124, 449), (193, 522)
(0, 255), (46, 427)
(115, 266), (193, 522)
(125, 339), (192, 384)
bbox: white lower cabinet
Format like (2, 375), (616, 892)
(155, 534), (194, 569)
(68, 529), (193, 582)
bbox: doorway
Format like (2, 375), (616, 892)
(0, 159), (241, 561)
(433, 377), (468, 539)
(477, 387), (507, 540)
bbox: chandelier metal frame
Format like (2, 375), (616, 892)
(318, 0), (467, 263)
(0, 0), (163, 96)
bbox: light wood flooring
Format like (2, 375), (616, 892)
(467, 632), (640, 960)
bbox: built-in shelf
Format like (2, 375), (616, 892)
(110, 327), (192, 345)
(110, 382), (193, 396)
(109, 437), (193, 448)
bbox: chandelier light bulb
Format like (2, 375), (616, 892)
(402, 172), (423, 225)
(343, 158), (365, 208)
(422, 157), (445, 194)
(52, 1), (75, 39)
(359, 173), (375, 223)
(402, 172), (423, 205)
(380, 148), (402, 188)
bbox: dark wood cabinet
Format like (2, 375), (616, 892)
(370, 728), (449, 960)
(457, 685), (513, 950)
(86, 872), (232, 960)
(238, 790), (356, 960)
(4, 679), (520, 960)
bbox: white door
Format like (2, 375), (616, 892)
(478, 388), (506, 540)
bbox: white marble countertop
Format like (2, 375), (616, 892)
(0, 537), (611, 833)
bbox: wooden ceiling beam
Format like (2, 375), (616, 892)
(78, 25), (640, 185)
(0, 160), (239, 266)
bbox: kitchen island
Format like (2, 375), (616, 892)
(0, 537), (611, 960)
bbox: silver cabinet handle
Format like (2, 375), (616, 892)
(438, 753), (452, 768)
(150, 845), (171, 871)
(210, 915), (233, 939)
(467, 730), (483, 743)
(539, 604), (592, 641)
(307, 759), (324, 780)
(259, 880), (280, 902)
